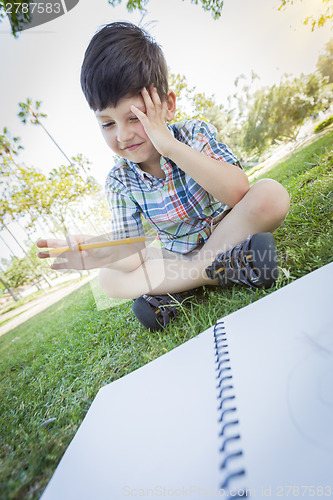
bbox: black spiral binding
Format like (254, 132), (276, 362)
(214, 320), (247, 498)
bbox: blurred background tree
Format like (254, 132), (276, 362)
(278, 0), (333, 30)
(316, 38), (333, 83)
(1, 0), (225, 37)
(242, 71), (331, 155)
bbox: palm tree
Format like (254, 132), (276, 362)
(18, 99), (72, 165)
(17, 100), (100, 231)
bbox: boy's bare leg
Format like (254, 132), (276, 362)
(99, 180), (290, 299)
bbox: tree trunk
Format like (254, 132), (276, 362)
(0, 275), (19, 302)
(35, 117), (72, 166)
(15, 221), (53, 288)
(2, 225), (43, 291)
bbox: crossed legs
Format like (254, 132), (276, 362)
(99, 179), (290, 299)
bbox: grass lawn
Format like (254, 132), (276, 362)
(0, 132), (332, 499)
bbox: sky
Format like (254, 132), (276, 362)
(0, 0), (332, 258)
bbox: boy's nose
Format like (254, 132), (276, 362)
(117, 126), (133, 144)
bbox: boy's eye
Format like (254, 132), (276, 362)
(130, 117), (139, 122)
(101, 121), (115, 129)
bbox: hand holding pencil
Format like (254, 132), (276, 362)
(37, 234), (146, 271)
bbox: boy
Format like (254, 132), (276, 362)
(37, 22), (290, 331)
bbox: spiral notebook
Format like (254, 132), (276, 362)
(41, 263), (333, 500)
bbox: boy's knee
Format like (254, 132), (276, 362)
(99, 268), (131, 299)
(99, 268), (116, 297)
(250, 179), (290, 225)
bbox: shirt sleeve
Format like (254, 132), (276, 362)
(105, 177), (144, 241)
(189, 120), (241, 166)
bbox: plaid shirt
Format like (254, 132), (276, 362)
(105, 119), (240, 254)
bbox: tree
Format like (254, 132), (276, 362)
(1, 129), (58, 235)
(0, 132), (53, 288)
(0, 274), (20, 302)
(168, 73), (236, 147)
(278, 0), (333, 30)
(17, 99), (106, 236)
(218, 71), (261, 156)
(168, 72), (214, 122)
(317, 38), (333, 84)
(169, 72), (221, 121)
(0, 214), (44, 291)
(1, 125), (100, 242)
(270, 72), (330, 140)
(2, 156), (100, 236)
(47, 160), (100, 233)
(0, 0), (32, 37)
(3, 255), (39, 289)
(168, 72), (244, 156)
(2, 242), (54, 290)
(1, 0), (225, 38)
(242, 88), (270, 156)
(107, 0), (224, 19)
(242, 72), (330, 155)
(0, 127), (23, 156)
(18, 98), (72, 165)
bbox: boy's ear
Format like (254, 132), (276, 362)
(165, 90), (176, 122)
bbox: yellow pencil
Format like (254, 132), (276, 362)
(46, 236), (146, 255)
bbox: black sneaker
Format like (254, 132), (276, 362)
(205, 232), (278, 289)
(132, 290), (195, 332)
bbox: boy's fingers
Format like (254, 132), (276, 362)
(130, 104), (144, 116)
(37, 251), (51, 259)
(150, 85), (162, 107)
(36, 239), (47, 248)
(141, 87), (155, 111)
(37, 239), (65, 259)
(36, 237), (81, 254)
(130, 105), (147, 124)
(39, 250), (68, 259)
(51, 261), (69, 270)
(36, 238), (67, 249)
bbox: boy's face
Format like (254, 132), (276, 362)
(95, 94), (161, 171)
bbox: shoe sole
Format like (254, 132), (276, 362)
(248, 232), (279, 288)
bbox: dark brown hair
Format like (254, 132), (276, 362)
(80, 22), (169, 111)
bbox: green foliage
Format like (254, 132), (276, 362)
(170, 67), (332, 159)
(191, 0), (224, 19)
(107, 0), (224, 19)
(256, 132), (333, 278)
(242, 87), (270, 156)
(107, 0), (148, 12)
(0, 0), (32, 37)
(2, 243), (53, 288)
(18, 98), (47, 125)
(2, 0), (225, 38)
(1, 102), (105, 239)
(242, 72), (330, 154)
(169, 72), (242, 154)
(2, 160), (99, 235)
(18, 98), (74, 166)
(278, 0), (333, 30)
(48, 162), (100, 229)
(4, 256), (37, 289)
(314, 114), (333, 133)
(316, 39), (333, 84)
(0, 127), (23, 156)
(0, 128), (100, 235)
(168, 72), (216, 122)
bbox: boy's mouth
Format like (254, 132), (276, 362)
(124, 143), (143, 152)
